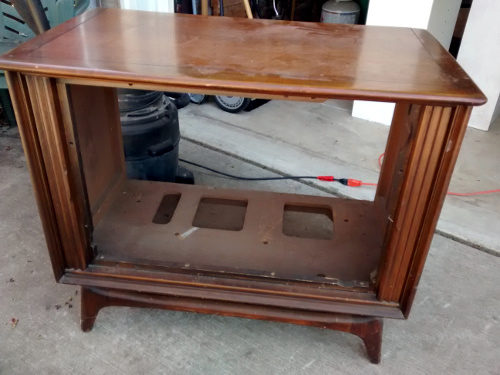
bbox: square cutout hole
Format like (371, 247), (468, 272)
(192, 198), (247, 231)
(282, 204), (333, 240)
(152, 194), (181, 224)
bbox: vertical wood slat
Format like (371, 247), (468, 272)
(376, 104), (471, 307)
(24, 75), (91, 270)
(374, 103), (418, 240)
(56, 82), (94, 238)
(5, 72), (66, 280)
(375, 103), (416, 207)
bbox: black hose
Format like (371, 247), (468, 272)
(179, 158), (317, 181)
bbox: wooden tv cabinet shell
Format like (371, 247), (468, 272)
(0, 9), (485, 364)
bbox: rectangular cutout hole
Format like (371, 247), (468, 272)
(193, 198), (247, 231)
(152, 194), (181, 224)
(283, 204), (333, 240)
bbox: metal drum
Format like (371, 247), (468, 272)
(321, 0), (360, 25)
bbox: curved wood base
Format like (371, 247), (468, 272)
(81, 286), (383, 363)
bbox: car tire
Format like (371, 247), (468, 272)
(214, 96), (251, 113)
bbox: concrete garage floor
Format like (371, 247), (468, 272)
(1, 100), (499, 374)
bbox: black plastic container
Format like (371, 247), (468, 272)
(118, 89), (180, 182)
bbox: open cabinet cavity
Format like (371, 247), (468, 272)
(65, 80), (389, 289)
(66, 82), (384, 291)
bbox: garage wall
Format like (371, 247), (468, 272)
(352, 0), (463, 126)
(457, 0), (500, 130)
(98, 0), (175, 12)
(364, 0), (434, 28)
(427, 0), (462, 48)
(120, 0), (174, 12)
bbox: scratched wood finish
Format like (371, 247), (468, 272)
(60, 262), (403, 320)
(1, 9), (486, 363)
(0, 8), (485, 106)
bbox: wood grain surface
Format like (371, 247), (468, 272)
(0, 8), (486, 105)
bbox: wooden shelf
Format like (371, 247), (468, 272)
(93, 179), (382, 288)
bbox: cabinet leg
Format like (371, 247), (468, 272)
(81, 287), (107, 332)
(349, 317), (383, 364)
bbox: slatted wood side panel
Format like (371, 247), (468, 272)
(376, 105), (472, 312)
(5, 72), (66, 279)
(398, 105), (472, 316)
(24, 75), (91, 270)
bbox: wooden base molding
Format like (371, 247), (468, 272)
(81, 287), (383, 363)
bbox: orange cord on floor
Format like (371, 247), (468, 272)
(373, 153), (500, 196)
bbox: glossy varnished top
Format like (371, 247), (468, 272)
(0, 8), (486, 105)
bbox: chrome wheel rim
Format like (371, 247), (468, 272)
(216, 96), (246, 109)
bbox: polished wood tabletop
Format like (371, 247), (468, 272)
(0, 8), (485, 105)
